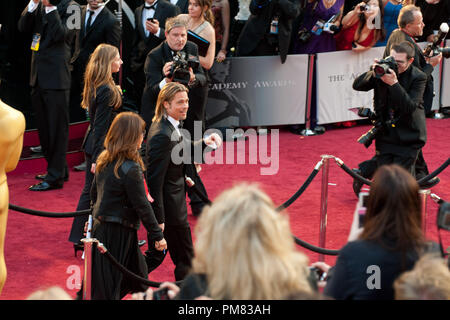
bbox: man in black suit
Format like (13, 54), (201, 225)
(141, 16), (210, 216)
(18, 0), (79, 191)
(145, 82), (221, 280)
(70, 0), (121, 120)
(353, 5), (441, 194)
(353, 42), (427, 175)
(236, 0), (301, 64)
(130, 0), (178, 110)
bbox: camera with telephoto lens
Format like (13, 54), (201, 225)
(373, 56), (398, 78)
(355, 107), (397, 148)
(168, 51), (200, 86)
(423, 23), (450, 59)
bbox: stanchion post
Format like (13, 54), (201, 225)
(81, 238), (96, 300)
(301, 54), (316, 136)
(419, 189), (431, 235)
(318, 155), (333, 262)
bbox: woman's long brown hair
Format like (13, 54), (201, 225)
(81, 44), (122, 111)
(360, 164), (425, 255)
(96, 112), (145, 178)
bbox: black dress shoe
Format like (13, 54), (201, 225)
(35, 173), (69, 182)
(73, 243), (84, 257)
(30, 145), (42, 153)
(138, 240), (146, 247)
(29, 181), (63, 191)
(419, 176), (440, 189)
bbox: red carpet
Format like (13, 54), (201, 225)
(2, 119), (449, 300)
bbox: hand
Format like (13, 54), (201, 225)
(32, 0), (40, 4)
(163, 61), (173, 80)
(216, 50), (226, 63)
(159, 282), (180, 299)
(158, 223), (165, 232)
(310, 261), (331, 288)
(42, 0), (52, 6)
(188, 67), (196, 84)
(380, 68), (398, 86)
(90, 163), (96, 174)
(145, 19), (160, 34)
(204, 132), (222, 149)
(352, 42), (367, 52)
(348, 202), (364, 242)
(155, 238), (167, 251)
(426, 53), (442, 67)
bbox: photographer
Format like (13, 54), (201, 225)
(353, 41), (427, 175)
(141, 16), (209, 217)
(18, 0), (79, 191)
(236, 0), (301, 63)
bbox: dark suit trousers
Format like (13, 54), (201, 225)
(377, 149), (420, 177)
(31, 86), (69, 185)
(68, 153), (93, 243)
(145, 223), (194, 281)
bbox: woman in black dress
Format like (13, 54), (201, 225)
(90, 112), (167, 300)
(69, 44), (124, 253)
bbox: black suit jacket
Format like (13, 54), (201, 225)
(71, 6), (121, 72)
(353, 64), (427, 151)
(83, 85), (122, 162)
(130, 1), (178, 72)
(18, 0), (79, 90)
(174, 0), (189, 14)
(383, 29), (434, 112)
(145, 117), (187, 226)
(140, 41), (207, 129)
(236, 0), (301, 63)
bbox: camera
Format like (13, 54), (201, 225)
(298, 28), (312, 43)
(359, 4), (370, 11)
(423, 23), (450, 59)
(323, 14), (340, 34)
(309, 266), (327, 282)
(168, 51), (200, 86)
(152, 287), (170, 300)
(352, 107), (397, 148)
(373, 56), (398, 78)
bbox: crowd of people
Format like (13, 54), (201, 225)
(11, 0), (450, 300)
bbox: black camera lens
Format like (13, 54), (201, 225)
(360, 4), (370, 11)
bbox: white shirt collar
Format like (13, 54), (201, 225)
(167, 115), (180, 130)
(87, 4), (104, 15)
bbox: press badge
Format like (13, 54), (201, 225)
(31, 33), (41, 51)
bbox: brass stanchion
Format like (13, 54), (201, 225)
(81, 238), (95, 300)
(419, 189), (431, 235)
(318, 155), (333, 261)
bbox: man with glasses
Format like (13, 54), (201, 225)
(353, 41), (427, 175)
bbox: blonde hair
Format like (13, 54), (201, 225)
(153, 82), (189, 123)
(96, 112), (146, 178)
(394, 253), (450, 300)
(165, 16), (188, 33)
(26, 286), (72, 300)
(82, 44), (122, 111)
(192, 183), (312, 300)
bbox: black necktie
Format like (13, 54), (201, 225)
(86, 10), (94, 31)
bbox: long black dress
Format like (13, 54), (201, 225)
(90, 159), (163, 300)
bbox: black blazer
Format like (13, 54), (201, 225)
(140, 41), (207, 129)
(130, 0), (179, 72)
(174, 0), (189, 14)
(90, 159), (163, 242)
(83, 85), (122, 162)
(236, 0), (301, 63)
(353, 64), (427, 150)
(145, 117), (207, 226)
(71, 6), (121, 72)
(18, 0), (79, 90)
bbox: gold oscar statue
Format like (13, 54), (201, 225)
(0, 99), (25, 294)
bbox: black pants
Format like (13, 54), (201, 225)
(376, 149), (420, 177)
(145, 223), (194, 281)
(31, 86), (69, 185)
(68, 153), (94, 243)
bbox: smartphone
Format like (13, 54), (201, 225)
(147, 18), (156, 23)
(358, 192), (369, 227)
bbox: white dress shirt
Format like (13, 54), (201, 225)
(28, 0), (57, 14)
(85, 4), (105, 29)
(167, 115), (182, 138)
(142, 1), (161, 38)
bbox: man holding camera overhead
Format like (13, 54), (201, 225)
(18, 0), (79, 191)
(353, 41), (427, 175)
